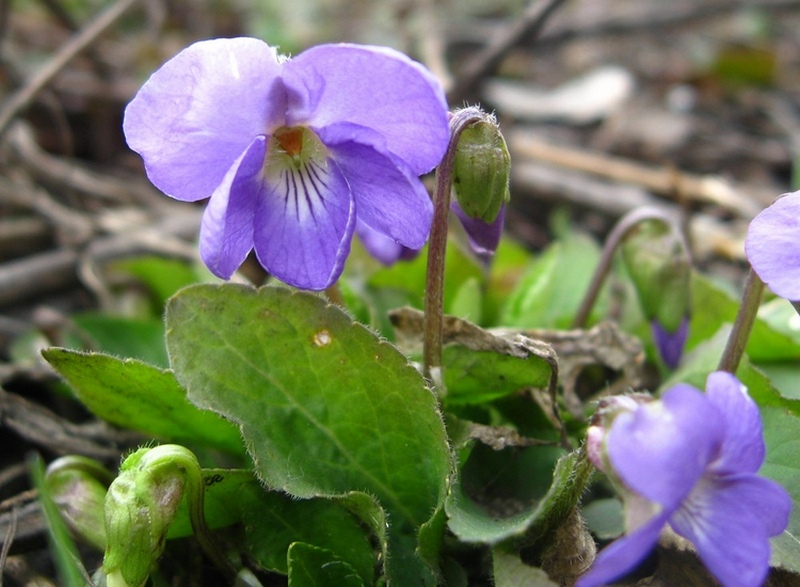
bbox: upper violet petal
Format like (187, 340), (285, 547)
(745, 191), (800, 301)
(123, 37), (286, 202)
(576, 510), (668, 587)
(322, 128), (433, 250)
(704, 371), (765, 475)
(669, 475), (790, 587)
(282, 44), (449, 175)
(608, 384), (722, 509)
(198, 137), (265, 279)
(253, 157), (355, 290)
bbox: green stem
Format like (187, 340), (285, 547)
(571, 207), (682, 329)
(717, 268), (764, 374)
(422, 108), (484, 386)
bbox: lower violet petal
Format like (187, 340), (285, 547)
(253, 157), (355, 290)
(199, 138), (266, 279)
(704, 371), (765, 475)
(669, 475), (790, 587)
(323, 132), (433, 250)
(576, 511), (668, 587)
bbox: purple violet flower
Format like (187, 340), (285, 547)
(578, 371), (790, 587)
(746, 190), (800, 301)
(123, 38), (449, 290)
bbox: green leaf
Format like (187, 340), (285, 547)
(660, 326), (800, 416)
(688, 273), (800, 362)
(41, 349), (243, 454)
(501, 232), (603, 329)
(492, 548), (557, 587)
(111, 256), (201, 311)
(368, 238), (484, 314)
(287, 543), (365, 587)
(390, 308), (556, 406)
(445, 448), (591, 546)
(73, 313), (169, 368)
(243, 490), (379, 585)
(483, 237), (531, 327)
(165, 284), (452, 585)
(758, 407), (800, 572)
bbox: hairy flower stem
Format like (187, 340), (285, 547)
(717, 268), (765, 374)
(572, 207), (683, 329)
(129, 446), (237, 582)
(423, 108), (484, 386)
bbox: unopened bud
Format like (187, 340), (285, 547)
(452, 108), (510, 224)
(103, 446), (195, 587)
(45, 456), (113, 552)
(621, 219), (691, 367)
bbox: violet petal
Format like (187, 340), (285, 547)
(322, 126), (433, 250)
(669, 475), (790, 587)
(253, 157), (355, 290)
(282, 44), (449, 175)
(650, 317), (688, 370)
(608, 384), (722, 509)
(745, 191), (800, 301)
(355, 221), (416, 266)
(123, 37), (286, 202)
(451, 200), (505, 258)
(576, 511), (668, 587)
(704, 371), (765, 475)
(198, 137), (265, 279)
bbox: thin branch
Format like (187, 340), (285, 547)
(0, 0), (140, 138)
(447, 0), (569, 104)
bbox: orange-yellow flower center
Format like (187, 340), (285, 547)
(264, 126), (328, 179)
(274, 127), (304, 157)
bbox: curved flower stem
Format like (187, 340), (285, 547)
(717, 268), (765, 374)
(423, 108), (484, 387)
(45, 455), (116, 487)
(145, 446), (237, 582)
(571, 206), (682, 329)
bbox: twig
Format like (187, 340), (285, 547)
(8, 122), (163, 206)
(0, 505), (16, 587)
(0, 0), (140, 138)
(447, 0), (569, 104)
(509, 130), (766, 218)
(0, 209), (202, 307)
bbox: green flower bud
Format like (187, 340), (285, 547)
(621, 218), (690, 334)
(103, 446), (194, 587)
(452, 108), (511, 223)
(45, 456), (114, 552)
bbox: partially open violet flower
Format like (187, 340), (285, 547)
(579, 371), (790, 587)
(746, 190), (800, 301)
(451, 200), (505, 260)
(650, 316), (688, 370)
(124, 38), (449, 290)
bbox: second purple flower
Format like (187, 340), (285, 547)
(124, 38), (450, 290)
